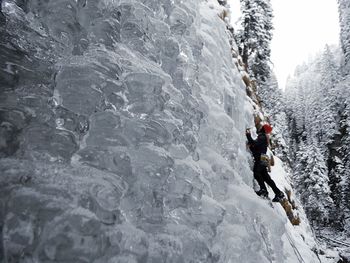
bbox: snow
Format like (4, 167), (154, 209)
(270, 158), (319, 262)
(270, 157), (343, 262)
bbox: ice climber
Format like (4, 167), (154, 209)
(246, 123), (285, 202)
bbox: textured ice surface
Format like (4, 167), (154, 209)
(0, 0), (318, 262)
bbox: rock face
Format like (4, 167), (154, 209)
(0, 0), (299, 262)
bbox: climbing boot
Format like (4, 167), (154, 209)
(256, 189), (268, 198)
(272, 191), (284, 202)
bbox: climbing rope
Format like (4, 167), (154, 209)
(285, 230), (307, 263)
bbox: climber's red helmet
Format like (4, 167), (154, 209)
(262, 124), (273, 134)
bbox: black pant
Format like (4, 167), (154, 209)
(253, 162), (281, 194)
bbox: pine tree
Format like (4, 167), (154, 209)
(319, 45), (340, 145)
(339, 99), (350, 233)
(236, 0), (274, 84)
(285, 50), (344, 230)
(297, 143), (334, 226)
(327, 155), (344, 229)
(338, 0), (350, 66)
(283, 3), (350, 233)
(236, 0), (258, 66)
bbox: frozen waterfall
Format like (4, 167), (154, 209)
(0, 0), (320, 262)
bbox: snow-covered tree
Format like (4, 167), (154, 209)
(338, 94), (350, 233)
(236, 0), (273, 84)
(305, 160), (333, 225)
(295, 143), (334, 226)
(284, 47), (346, 231)
(327, 155), (345, 229)
(318, 45), (340, 144)
(338, 0), (350, 66)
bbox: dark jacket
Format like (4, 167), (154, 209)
(246, 131), (268, 161)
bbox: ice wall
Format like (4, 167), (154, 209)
(0, 0), (317, 262)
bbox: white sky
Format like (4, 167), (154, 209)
(228, 0), (340, 89)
